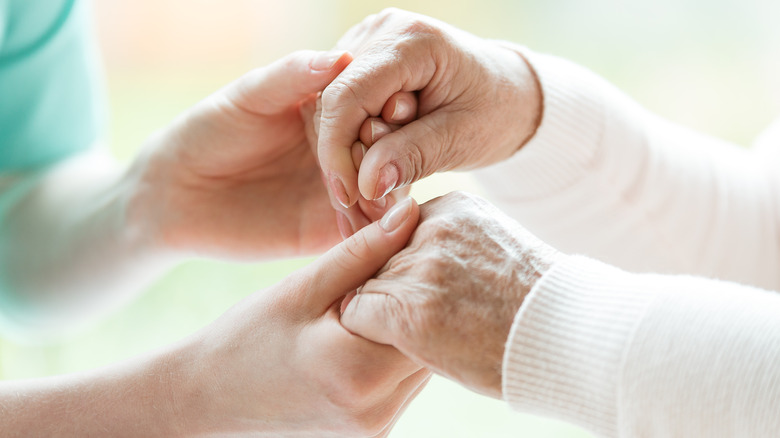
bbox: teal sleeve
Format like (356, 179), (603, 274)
(0, 0), (106, 171)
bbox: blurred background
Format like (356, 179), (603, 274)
(2, 0), (779, 436)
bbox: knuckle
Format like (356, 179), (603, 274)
(321, 80), (359, 112)
(401, 18), (441, 39)
(399, 135), (425, 184)
(340, 231), (373, 266)
(422, 118), (453, 171)
(285, 49), (310, 67)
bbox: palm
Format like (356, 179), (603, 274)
(152, 95), (340, 260)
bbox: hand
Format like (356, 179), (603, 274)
(125, 50), (393, 260)
(317, 8), (543, 206)
(0, 198), (429, 437)
(174, 197), (431, 437)
(340, 192), (560, 398)
(304, 89), (419, 238)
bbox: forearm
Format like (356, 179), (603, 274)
(504, 255), (780, 437)
(0, 149), (179, 335)
(475, 47), (780, 290)
(0, 342), (187, 438)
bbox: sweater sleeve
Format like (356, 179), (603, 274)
(502, 255), (780, 437)
(474, 47), (780, 291)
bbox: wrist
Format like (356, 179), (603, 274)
(488, 243), (560, 396)
(121, 132), (188, 264)
(491, 41), (543, 153)
(153, 338), (205, 438)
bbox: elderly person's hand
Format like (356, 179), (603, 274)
(317, 8), (542, 206)
(307, 90), (418, 237)
(339, 192), (559, 398)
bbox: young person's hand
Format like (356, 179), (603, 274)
(128, 49), (401, 260)
(0, 197), (430, 437)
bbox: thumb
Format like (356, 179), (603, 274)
(339, 286), (398, 346)
(358, 113), (451, 200)
(227, 50), (353, 115)
(300, 196), (419, 310)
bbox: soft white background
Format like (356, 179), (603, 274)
(2, 1), (778, 436)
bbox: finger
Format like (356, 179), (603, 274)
(300, 96), (318, 151)
(227, 49), (353, 115)
(301, 196), (419, 307)
(358, 177), (412, 222)
(358, 113), (453, 200)
(316, 98), (373, 233)
(357, 190), (394, 222)
(359, 118), (401, 148)
(339, 203), (372, 239)
(356, 118), (410, 220)
(357, 95), (418, 147)
(340, 286), (400, 346)
(352, 140), (368, 170)
(310, 97), (384, 237)
(313, 94), (323, 139)
(318, 46), (438, 209)
(382, 91), (418, 125)
(326, 177), (371, 239)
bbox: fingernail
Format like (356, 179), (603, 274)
(371, 195), (387, 210)
(380, 196), (413, 232)
(336, 212), (353, 239)
(311, 51), (345, 71)
(351, 141), (366, 171)
(392, 99), (413, 121)
(371, 120), (391, 143)
(329, 174), (351, 208)
(375, 163), (399, 200)
(340, 290), (357, 315)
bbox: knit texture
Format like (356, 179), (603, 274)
(480, 47), (780, 436)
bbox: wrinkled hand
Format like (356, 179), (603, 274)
(318, 8), (542, 206)
(126, 50), (394, 260)
(305, 90), (418, 238)
(340, 192), (559, 398)
(175, 197), (431, 437)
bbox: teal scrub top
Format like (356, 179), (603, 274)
(0, 0), (105, 171)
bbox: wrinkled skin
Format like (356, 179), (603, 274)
(340, 192), (560, 398)
(318, 8), (543, 206)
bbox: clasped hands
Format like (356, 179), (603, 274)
(124, 8), (558, 437)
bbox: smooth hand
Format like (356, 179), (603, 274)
(340, 192), (559, 398)
(173, 197), (430, 437)
(317, 8), (543, 206)
(126, 50), (381, 261)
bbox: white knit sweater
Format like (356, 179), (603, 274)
(475, 49), (780, 437)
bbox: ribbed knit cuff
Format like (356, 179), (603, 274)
(475, 47), (606, 200)
(502, 255), (655, 437)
